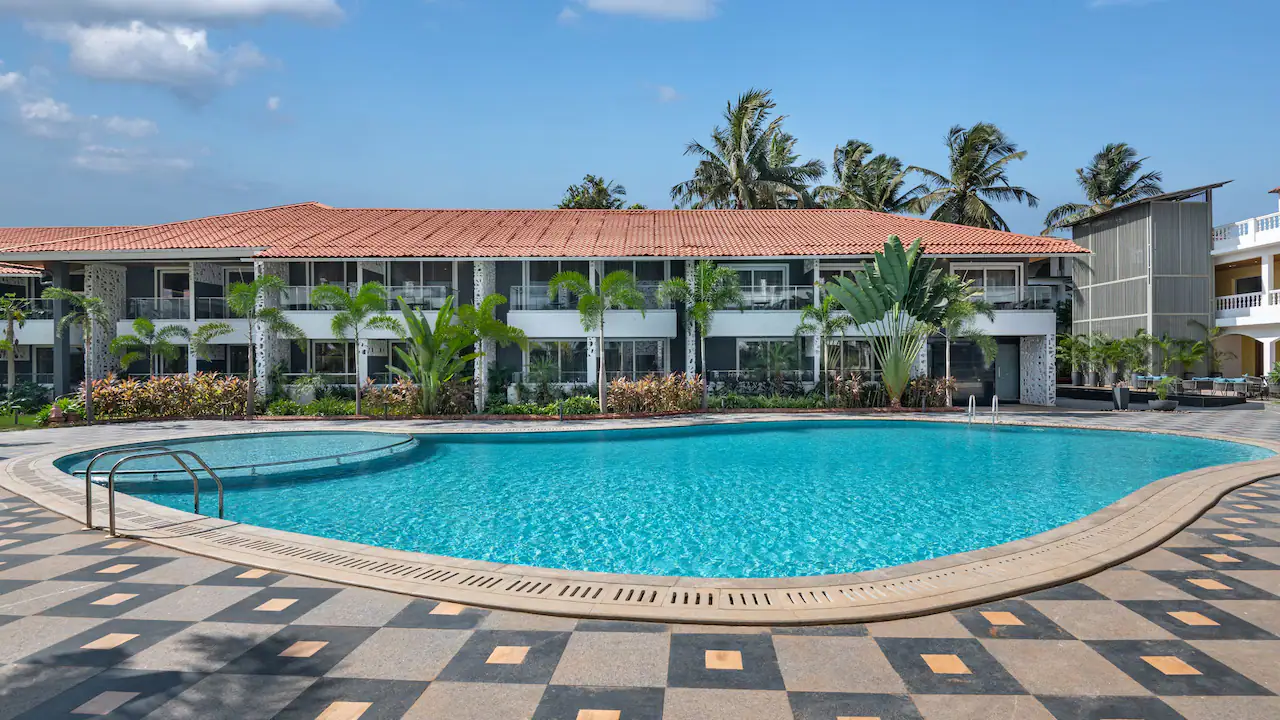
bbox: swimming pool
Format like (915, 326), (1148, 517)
(57, 421), (1272, 579)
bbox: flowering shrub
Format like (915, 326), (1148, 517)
(606, 373), (703, 413)
(360, 378), (473, 416)
(90, 373), (248, 419)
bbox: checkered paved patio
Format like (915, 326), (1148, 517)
(2, 409), (1279, 719)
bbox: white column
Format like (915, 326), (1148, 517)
(187, 348), (198, 379)
(253, 260), (288, 398)
(1263, 338), (1277, 377)
(586, 260), (601, 386)
(1264, 254), (1275, 303)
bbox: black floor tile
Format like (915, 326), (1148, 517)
(436, 630), (572, 684)
(385, 598), (489, 629)
(874, 637), (1027, 695)
(38, 583), (185, 619)
(1164, 547), (1280, 571)
(18, 618), (193, 667)
(787, 691), (923, 719)
(665, 633), (785, 691)
(1021, 582), (1109, 601)
(52, 556), (175, 582)
(533, 686), (664, 720)
(13, 668), (202, 720)
(273, 677), (429, 720)
(194, 565), (288, 587)
(951, 599), (1075, 640)
(1037, 694), (1184, 719)
(204, 586), (341, 624)
(217, 625), (378, 677)
(1119, 600), (1277, 640)
(1085, 639), (1274, 696)
(1143, 570), (1279, 601)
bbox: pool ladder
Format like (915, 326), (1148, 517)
(78, 447), (225, 537)
(966, 395), (999, 425)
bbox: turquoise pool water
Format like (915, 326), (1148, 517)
(57, 422), (1272, 578)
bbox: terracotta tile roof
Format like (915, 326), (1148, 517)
(0, 226), (137, 249)
(0, 203), (1087, 258)
(1270, 186), (1280, 194)
(0, 262), (42, 276)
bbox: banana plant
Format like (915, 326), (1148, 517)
(824, 236), (949, 408)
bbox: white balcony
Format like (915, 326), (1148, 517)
(1213, 212), (1280, 254)
(1213, 291), (1280, 329)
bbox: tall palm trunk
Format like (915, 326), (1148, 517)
(944, 329), (953, 407)
(597, 321), (607, 412)
(245, 325), (256, 419)
(6, 317), (15, 391)
(82, 327), (94, 424)
(699, 332), (709, 409)
(353, 333), (362, 417)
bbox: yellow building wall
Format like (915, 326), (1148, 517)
(1215, 263), (1264, 297)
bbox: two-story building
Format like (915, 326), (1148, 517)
(0, 203), (1086, 407)
(1210, 186), (1280, 375)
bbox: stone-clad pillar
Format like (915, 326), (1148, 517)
(253, 261), (289, 398)
(84, 264), (126, 380)
(1019, 334), (1056, 406)
(473, 261), (496, 411)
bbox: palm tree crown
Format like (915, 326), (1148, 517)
(109, 317), (190, 375)
(548, 269), (646, 411)
(671, 89), (824, 209)
(815, 140), (926, 213)
(657, 261), (744, 408)
(909, 123), (1039, 231)
(1042, 143), (1163, 234)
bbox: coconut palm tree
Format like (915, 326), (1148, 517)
(109, 317), (191, 377)
(548, 270), (646, 412)
(311, 282), (404, 415)
(454, 292), (529, 411)
(41, 287), (110, 423)
(670, 88), (824, 209)
(935, 274), (996, 405)
(795, 293), (854, 401)
(226, 275), (306, 418)
(824, 236), (951, 408)
(0, 294), (27, 392)
(815, 140), (926, 213)
(657, 261), (745, 408)
(190, 322), (235, 369)
(909, 123), (1039, 231)
(1042, 143), (1163, 234)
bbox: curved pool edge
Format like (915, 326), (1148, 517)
(3, 413), (1278, 625)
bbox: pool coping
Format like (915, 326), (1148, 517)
(3, 413), (1279, 625)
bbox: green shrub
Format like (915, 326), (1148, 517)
(266, 399), (303, 416)
(487, 396), (599, 416)
(91, 373), (247, 419)
(559, 396), (600, 415)
(36, 395), (86, 426)
(303, 396), (357, 416)
(3, 381), (50, 412)
(606, 373), (702, 413)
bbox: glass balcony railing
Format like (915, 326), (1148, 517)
(24, 298), (56, 320)
(972, 285), (1055, 310)
(509, 283), (670, 311)
(739, 285), (814, 311)
(127, 297), (189, 320)
(196, 297), (232, 319)
(279, 284), (356, 311)
(386, 285), (453, 310)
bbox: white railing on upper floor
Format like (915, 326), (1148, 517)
(1213, 211), (1280, 252)
(1216, 292), (1264, 312)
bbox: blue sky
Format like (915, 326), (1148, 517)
(0, 0), (1276, 236)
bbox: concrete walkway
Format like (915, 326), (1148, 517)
(1, 410), (1279, 719)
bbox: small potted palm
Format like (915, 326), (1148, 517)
(1149, 376), (1179, 411)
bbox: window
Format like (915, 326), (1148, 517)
(389, 261), (453, 287)
(737, 339), (806, 376)
(952, 263), (1022, 308)
(309, 262), (354, 287)
(157, 269), (190, 298)
(527, 340), (588, 383)
(1236, 276), (1263, 295)
(157, 347), (188, 376)
(603, 260), (667, 282)
(818, 264), (864, 284)
(727, 264), (787, 289)
(828, 339), (876, 376)
(224, 268), (253, 286)
(603, 340), (665, 380)
(311, 341), (356, 379)
(524, 261), (590, 310)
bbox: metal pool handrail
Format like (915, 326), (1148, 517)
(104, 450), (225, 537)
(992, 395), (1000, 425)
(967, 395), (976, 424)
(71, 434), (416, 478)
(81, 446), (176, 529)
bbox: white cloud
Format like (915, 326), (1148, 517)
(0, 71), (22, 92)
(72, 144), (193, 173)
(102, 115), (158, 137)
(0, 0), (342, 24)
(656, 84), (679, 103)
(571, 0), (718, 20)
(39, 21), (267, 97)
(266, 95), (281, 111)
(19, 96), (74, 135)
(557, 6), (580, 24)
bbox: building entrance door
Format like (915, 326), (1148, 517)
(995, 342), (1020, 402)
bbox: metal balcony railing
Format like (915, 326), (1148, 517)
(127, 298), (189, 320)
(739, 285), (814, 311)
